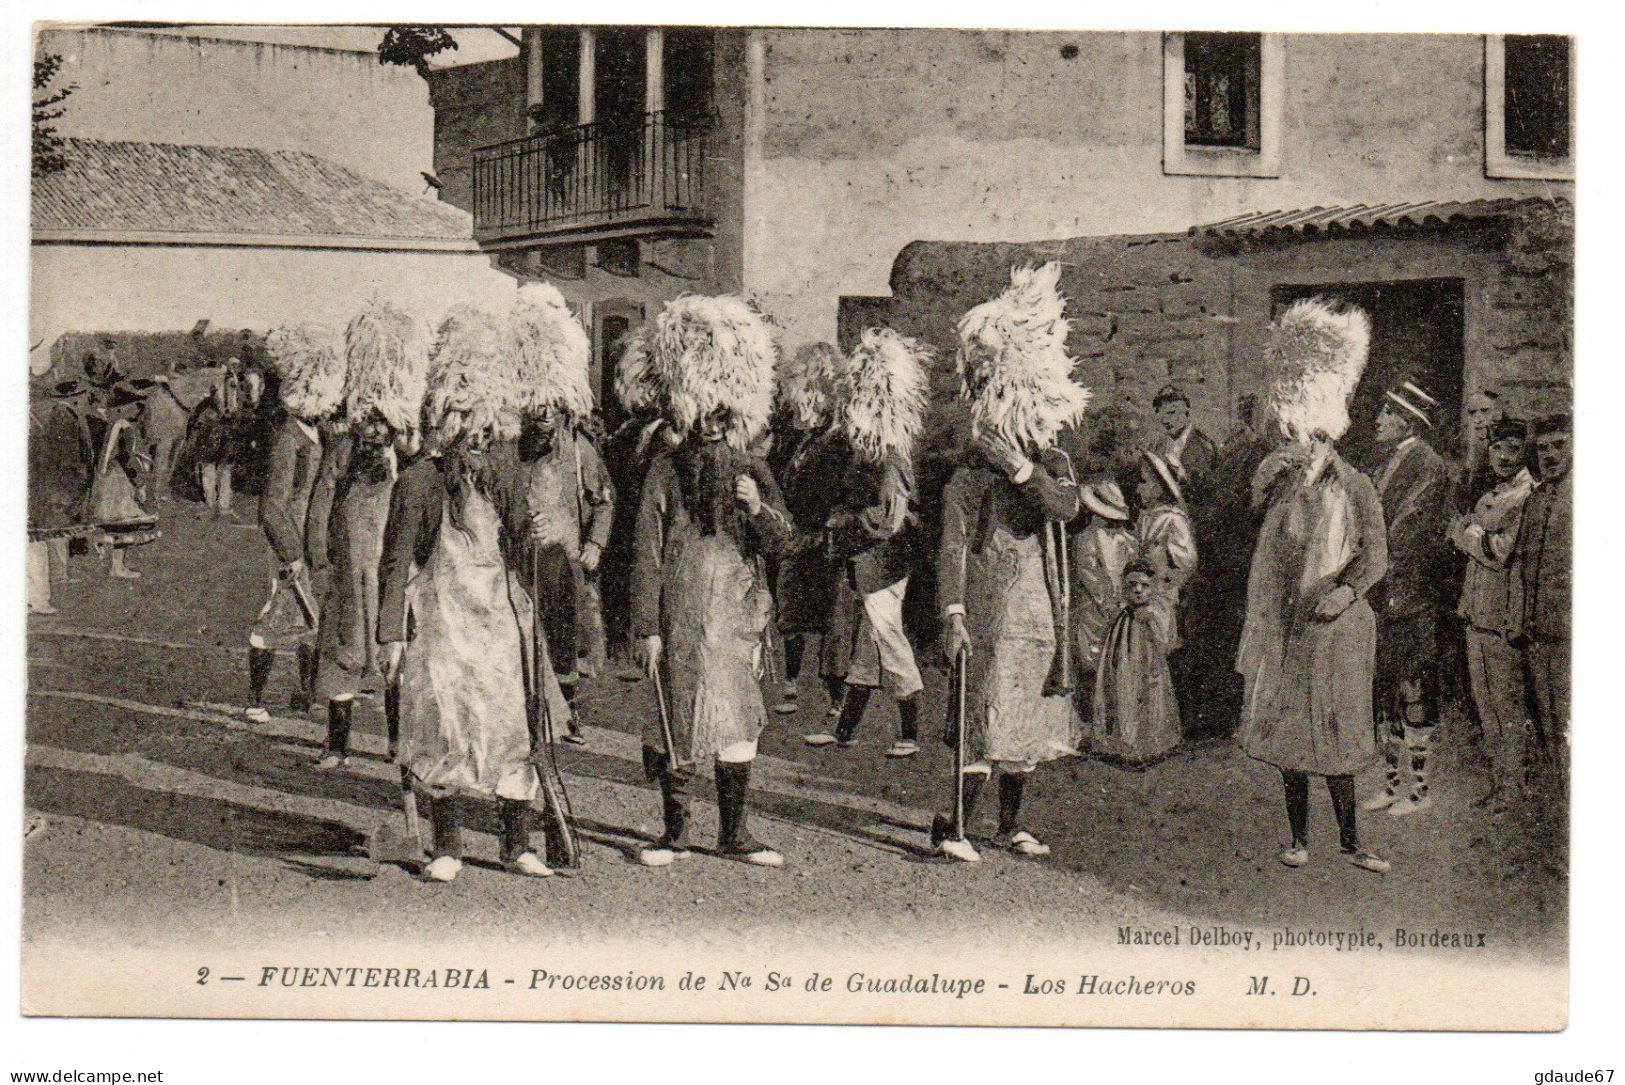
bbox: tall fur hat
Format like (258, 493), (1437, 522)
(955, 262), (1092, 450)
(511, 281), (593, 420)
(1263, 297), (1370, 443)
(777, 341), (845, 431)
(425, 306), (518, 444)
(841, 327), (930, 465)
(266, 323), (345, 422)
(343, 298), (429, 437)
(612, 328), (659, 416)
(648, 294), (777, 451)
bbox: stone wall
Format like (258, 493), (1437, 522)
(868, 199), (1573, 467)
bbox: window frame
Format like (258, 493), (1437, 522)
(1163, 31), (1283, 179)
(1485, 34), (1576, 181)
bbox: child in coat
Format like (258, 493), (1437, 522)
(1090, 559), (1182, 765)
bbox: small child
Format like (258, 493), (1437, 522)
(1089, 559), (1182, 765)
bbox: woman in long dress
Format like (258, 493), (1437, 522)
(1236, 298), (1392, 874)
(377, 308), (551, 883)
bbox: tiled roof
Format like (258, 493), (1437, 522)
(1191, 197), (1568, 241)
(33, 138), (476, 249)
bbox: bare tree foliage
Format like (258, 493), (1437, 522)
(33, 53), (77, 177)
(377, 27), (459, 77)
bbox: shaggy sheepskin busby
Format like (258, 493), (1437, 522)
(777, 341), (845, 431)
(425, 306), (517, 444)
(344, 299), (429, 437)
(511, 281), (593, 420)
(841, 327), (930, 466)
(266, 323), (345, 422)
(612, 329), (659, 416)
(1263, 297), (1370, 443)
(956, 262), (1092, 451)
(648, 294), (777, 451)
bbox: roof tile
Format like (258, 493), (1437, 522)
(33, 138), (474, 244)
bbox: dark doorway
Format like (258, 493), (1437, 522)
(595, 302), (643, 431)
(1271, 278), (1466, 468)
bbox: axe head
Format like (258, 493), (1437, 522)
(367, 821), (427, 873)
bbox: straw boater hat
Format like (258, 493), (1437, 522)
(1262, 297), (1370, 444)
(424, 306), (517, 444)
(511, 281), (593, 421)
(266, 323), (345, 423)
(647, 294), (777, 452)
(1081, 479), (1130, 522)
(1384, 379), (1438, 430)
(776, 341), (845, 431)
(841, 327), (931, 467)
(955, 262), (1092, 451)
(344, 299), (429, 438)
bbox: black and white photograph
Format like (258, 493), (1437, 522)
(14, 10), (1591, 1052)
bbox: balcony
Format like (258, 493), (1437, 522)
(472, 111), (714, 248)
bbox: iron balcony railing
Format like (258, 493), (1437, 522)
(472, 110), (714, 245)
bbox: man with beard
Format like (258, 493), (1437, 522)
(310, 300), (428, 770)
(933, 263), (1088, 863)
(508, 283), (615, 747)
(377, 307), (553, 883)
(630, 295), (796, 869)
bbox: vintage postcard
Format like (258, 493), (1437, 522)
(22, 21), (1571, 1031)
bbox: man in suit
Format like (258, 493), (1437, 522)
(1363, 380), (1450, 818)
(1151, 383), (1218, 488)
(1510, 413), (1572, 800)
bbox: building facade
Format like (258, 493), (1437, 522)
(429, 28), (1573, 441)
(32, 26), (517, 370)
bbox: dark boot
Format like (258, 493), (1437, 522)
(561, 680), (587, 745)
(714, 761), (783, 867)
(638, 747), (692, 866)
(931, 771), (987, 846)
(834, 685), (872, 745)
(291, 644), (316, 714)
(1327, 774), (1358, 854)
(314, 698), (351, 769)
(996, 772), (1027, 838)
(247, 646), (274, 708)
(783, 633), (806, 684)
(424, 794), (464, 881)
(384, 682), (401, 759)
(995, 771), (1051, 856)
(897, 695), (920, 744)
(1329, 773), (1389, 872)
(500, 799), (550, 876)
(1278, 770), (1311, 867)
(428, 795), (462, 858)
